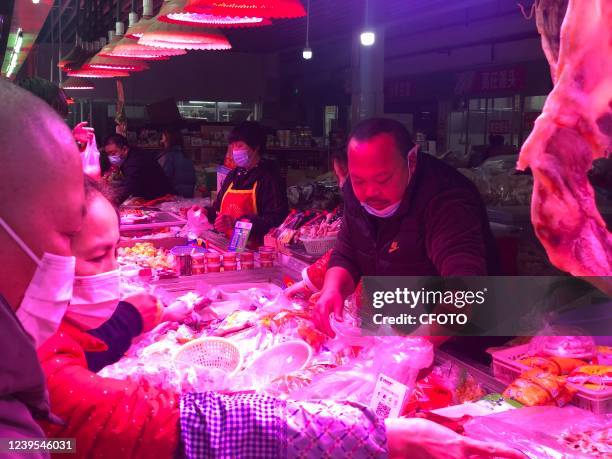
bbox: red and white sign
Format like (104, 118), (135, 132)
(455, 66), (526, 95)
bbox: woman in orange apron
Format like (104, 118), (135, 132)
(204, 122), (289, 243)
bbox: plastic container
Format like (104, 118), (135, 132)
(246, 340), (313, 382)
(191, 253), (205, 275)
(207, 263), (221, 273)
(300, 235), (337, 256)
(171, 246), (193, 276)
(206, 252), (221, 264)
(258, 246), (275, 261)
(240, 252), (255, 270)
(174, 337), (242, 376)
(489, 344), (612, 414)
(223, 252), (237, 263)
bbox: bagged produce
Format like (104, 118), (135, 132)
(464, 406), (612, 458)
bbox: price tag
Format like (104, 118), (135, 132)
(369, 373), (408, 419)
(228, 220), (253, 252)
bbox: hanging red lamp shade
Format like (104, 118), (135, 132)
(100, 35), (184, 60)
(59, 37), (85, 69)
(185, 0), (305, 19)
(124, 15), (156, 39)
(138, 0), (232, 50)
(84, 54), (150, 72)
(159, 0), (271, 27)
(67, 66), (130, 78)
(61, 76), (95, 90)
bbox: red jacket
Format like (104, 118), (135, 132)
(37, 322), (179, 459)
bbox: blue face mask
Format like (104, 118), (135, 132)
(108, 155), (123, 166)
(360, 201), (401, 218)
(232, 148), (251, 168)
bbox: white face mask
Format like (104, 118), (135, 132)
(0, 217), (75, 347)
(232, 148), (251, 168)
(108, 155), (123, 166)
(66, 269), (121, 330)
(361, 201), (402, 218)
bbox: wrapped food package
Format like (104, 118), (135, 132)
(465, 406), (612, 458)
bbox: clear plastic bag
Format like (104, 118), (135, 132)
(289, 336), (433, 406)
(464, 406), (612, 458)
(80, 137), (101, 179)
(528, 326), (597, 360)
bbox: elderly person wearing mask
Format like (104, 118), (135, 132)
(0, 79), (86, 458)
(0, 80), (520, 459)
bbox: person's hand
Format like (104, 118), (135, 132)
(384, 418), (524, 459)
(214, 214), (236, 233)
(73, 121), (95, 145)
(284, 280), (313, 299)
(161, 300), (192, 323)
(313, 287), (344, 337)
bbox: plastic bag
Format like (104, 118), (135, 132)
(185, 206), (212, 239)
(464, 406), (612, 458)
(528, 327), (597, 360)
(80, 137), (101, 179)
(290, 336), (433, 406)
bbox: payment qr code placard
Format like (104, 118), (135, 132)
(369, 374), (408, 419)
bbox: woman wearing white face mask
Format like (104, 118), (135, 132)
(199, 122), (289, 243)
(35, 178), (191, 457)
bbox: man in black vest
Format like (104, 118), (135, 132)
(104, 134), (172, 205)
(314, 118), (500, 335)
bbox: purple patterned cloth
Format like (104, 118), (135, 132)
(180, 392), (388, 459)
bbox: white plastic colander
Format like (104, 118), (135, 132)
(174, 337), (242, 376)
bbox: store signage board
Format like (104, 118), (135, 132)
(228, 221), (253, 252)
(455, 66), (526, 95)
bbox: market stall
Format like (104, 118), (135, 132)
(105, 191), (612, 458)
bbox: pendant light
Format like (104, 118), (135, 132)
(84, 54), (150, 72)
(159, 0), (271, 27)
(138, 0), (232, 50)
(61, 76), (95, 90)
(104, 2), (187, 59)
(185, 0), (306, 18)
(124, 0), (156, 39)
(360, 0), (375, 46)
(302, 0), (311, 59)
(68, 67), (130, 78)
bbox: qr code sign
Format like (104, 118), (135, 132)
(375, 402), (392, 419)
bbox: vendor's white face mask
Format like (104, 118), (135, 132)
(232, 148), (251, 168)
(0, 217), (75, 347)
(361, 201), (402, 218)
(67, 269), (121, 330)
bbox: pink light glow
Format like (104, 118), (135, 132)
(68, 68), (130, 78)
(101, 42), (186, 60)
(185, 0), (306, 19)
(160, 12), (271, 27)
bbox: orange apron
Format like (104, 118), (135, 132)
(219, 182), (258, 238)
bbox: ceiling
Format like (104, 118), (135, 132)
(36, 0), (509, 53)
